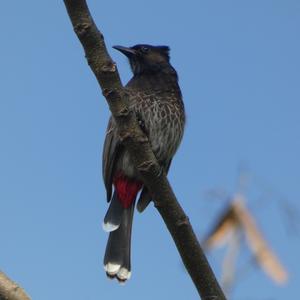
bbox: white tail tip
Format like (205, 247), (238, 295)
(104, 263), (131, 282)
(104, 263), (121, 276)
(102, 222), (119, 232)
(118, 267), (131, 281)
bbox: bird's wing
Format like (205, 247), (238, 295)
(102, 117), (122, 202)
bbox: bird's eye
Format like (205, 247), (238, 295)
(141, 46), (149, 53)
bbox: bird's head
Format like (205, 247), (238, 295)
(113, 44), (172, 76)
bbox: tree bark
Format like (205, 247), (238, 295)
(63, 1), (226, 299)
(0, 271), (31, 300)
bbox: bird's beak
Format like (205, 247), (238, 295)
(113, 45), (136, 57)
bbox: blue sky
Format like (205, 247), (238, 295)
(0, 1), (299, 299)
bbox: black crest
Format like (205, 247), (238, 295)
(113, 44), (173, 75)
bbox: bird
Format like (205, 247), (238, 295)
(102, 44), (185, 282)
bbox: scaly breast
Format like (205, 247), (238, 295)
(133, 92), (185, 164)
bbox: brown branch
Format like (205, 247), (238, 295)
(63, 1), (226, 299)
(0, 271), (31, 300)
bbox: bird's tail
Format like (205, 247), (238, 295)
(103, 192), (135, 282)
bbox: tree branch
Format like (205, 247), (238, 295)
(0, 271), (31, 300)
(63, 1), (226, 299)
